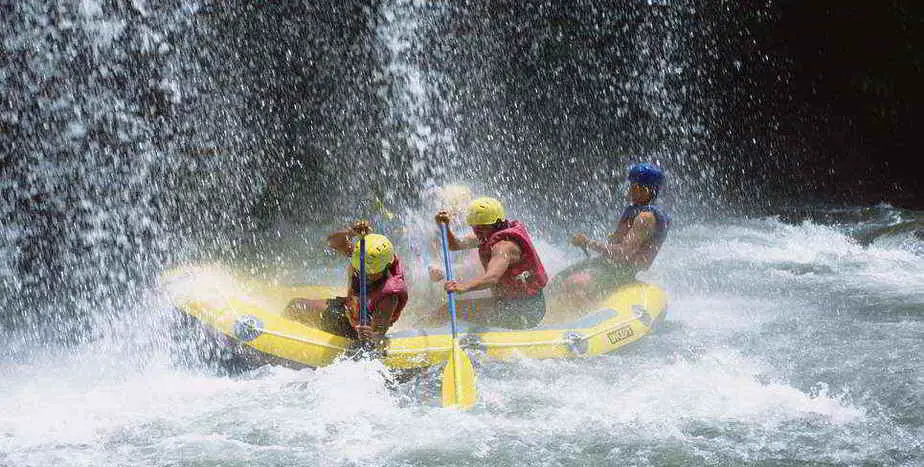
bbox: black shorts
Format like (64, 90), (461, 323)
(547, 257), (639, 299)
(469, 291), (546, 329)
(319, 298), (358, 339)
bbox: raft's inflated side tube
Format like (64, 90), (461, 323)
(162, 265), (668, 369)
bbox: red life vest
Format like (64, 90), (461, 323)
(478, 221), (548, 298)
(348, 256), (409, 327)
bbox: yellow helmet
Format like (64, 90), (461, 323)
(351, 234), (395, 275)
(466, 197), (506, 226)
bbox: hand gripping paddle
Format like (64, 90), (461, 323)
(438, 222), (477, 409)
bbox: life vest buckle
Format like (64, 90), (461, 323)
(514, 270), (532, 283)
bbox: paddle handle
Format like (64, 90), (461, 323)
(439, 222), (467, 407)
(358, 235), (369, 326)
(438, 223), (459, 334)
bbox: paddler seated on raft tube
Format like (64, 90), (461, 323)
(320, 222), (409, 345)
(550, 163), (670, 309)
(434, 197), (549, 329)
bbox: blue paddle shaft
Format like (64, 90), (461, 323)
(359, 235), (369, 326)
(439, 224), (460, 338)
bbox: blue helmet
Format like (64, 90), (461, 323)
(628, 163), (665, 189)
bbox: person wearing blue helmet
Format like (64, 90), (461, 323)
(548, 163), (671, 311)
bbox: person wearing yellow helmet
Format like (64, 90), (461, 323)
(434, 197), (549, 329)
(322, 221), (409, 344)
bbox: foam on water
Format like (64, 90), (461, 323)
(4, 0), (921, 463)
(661, 216), (924, 301)
(4, 210), (923, 465)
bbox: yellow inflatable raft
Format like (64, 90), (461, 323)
(161, 264), (668, 370)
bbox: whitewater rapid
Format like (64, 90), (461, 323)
(2, 208), (921, 466)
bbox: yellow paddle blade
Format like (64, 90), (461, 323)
(441, 340), (477, 409)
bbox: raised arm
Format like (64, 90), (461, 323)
(435, 210), (479, 250)
(446, 229), (479, 251)
(326, 220), (373, 257)
(327, 230), (354, 256)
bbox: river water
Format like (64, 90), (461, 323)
(3, 1), (922, 465)
(1, 205), (921, 466)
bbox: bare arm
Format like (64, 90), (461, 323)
(352, 295), (399, 341)
(435, 211), (478, 251)
(445, 228), (479, 251)
(606, 220), (632, 244)
(327, 230), (354, 256)
(589, 212), (655, 264)
(429, 231), (480, 280)
(448, 240), (520, 292)
(327, 220), (373, 257)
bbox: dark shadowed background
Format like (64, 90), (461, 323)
(751, 1), (922, 207)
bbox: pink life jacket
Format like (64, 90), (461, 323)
(478, 221), (548, 298)
(348, 256), (409, 327)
